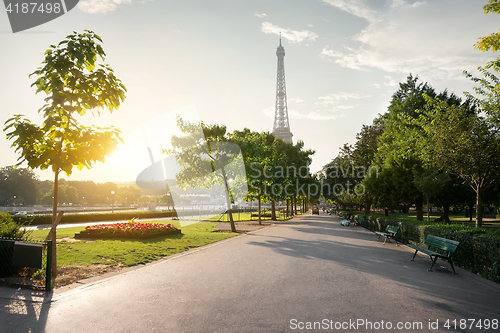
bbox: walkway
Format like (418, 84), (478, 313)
(2, 214), (500, 332)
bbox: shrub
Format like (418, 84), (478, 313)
(0, 212), (31, 240)
(13, 210), (178, 226)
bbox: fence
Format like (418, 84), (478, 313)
(339, 212), (500, 282)
(0, 237), (52, 291)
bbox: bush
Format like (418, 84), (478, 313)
(13, 210), (178, 226)
(0, 212), (31, 240)
(486, 261), (500, 283)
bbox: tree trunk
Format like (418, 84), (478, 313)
(271, 201), (277, 221)
(221, 170), (236, 232)
(51, 169), (59, 277)
(434, 203), (450, 224)
(384, 208), (388, 216)
(364, 197), (372, 215)
(294, 196), (297, 214)
(415, 198), (423, 221)
(476, 190), (483, 228)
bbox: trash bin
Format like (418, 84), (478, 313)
(12, 241), (44, 269)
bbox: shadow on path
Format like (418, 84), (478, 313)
(246, 217), (500, 321)
(0, 287), (52, 333)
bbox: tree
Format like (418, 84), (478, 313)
(369, 75), (438, 219)
(3, 30), (126, 275)
(371, 75), (464, 219)
(229, 129), (276, 225)
(164, 117), (245, 232)
(0, 166), (38, 206)
(417, 92), (500, 228)
(412, 167), (450, 222)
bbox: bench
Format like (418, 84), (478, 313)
(375, 225), (400, 245)
(406, 235), (459, 274)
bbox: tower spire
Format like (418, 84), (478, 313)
(273, 36), (293, 143)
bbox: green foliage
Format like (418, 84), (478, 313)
(4, 30), (126, 177)
(486, 261), (500, 283)
(165, 116), (243, 194)
(14, 210), (177, 226)
(0, 167), (38, 206)
(3, 29), (127, 259)
(475, 0), (500, 53)
(0, 212), (31, 240)
(464, 67), (500, 125)
(413, 167), (450, 221)
(228, 128), (276, 203)
(417, 77), (500, 227)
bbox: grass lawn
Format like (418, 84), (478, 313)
(29, 221), (237, 267)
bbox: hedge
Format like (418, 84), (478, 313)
(13, 210), (178, 226)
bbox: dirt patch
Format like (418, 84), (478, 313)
(55, 264), (123, 288)
(58, 237), (87, 243)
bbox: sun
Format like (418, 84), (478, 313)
(109, 145), (129, 164)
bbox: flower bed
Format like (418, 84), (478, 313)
(75, 221), (181, 240)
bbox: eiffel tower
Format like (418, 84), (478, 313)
(273, 36), (293, 143)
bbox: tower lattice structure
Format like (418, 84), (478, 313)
(273, 37), (293, 143)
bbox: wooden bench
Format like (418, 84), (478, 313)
(406, 235), (459, 274)
(375, 225), (400, 245)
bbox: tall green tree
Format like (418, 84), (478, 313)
(229, 129), (275, 225)
(165, 117), (245, 232)
(3, 30), (126, 275)
(371, 75), (464, 219)
(417, 92), (500, 228)
(369, 75), (438, 219)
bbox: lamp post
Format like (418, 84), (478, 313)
(167, 192), (171, 211)
(111, 191), (115, 213)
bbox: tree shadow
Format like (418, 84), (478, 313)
(1, 287), (52, 332)
(246, 222), (500, 321)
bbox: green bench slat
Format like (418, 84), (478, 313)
(375, 225), (400, 245)
(407, 235), (460, 274)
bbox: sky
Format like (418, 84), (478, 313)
(0, 0), (498, 184)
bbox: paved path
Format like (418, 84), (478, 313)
(2, 214), (500, 332)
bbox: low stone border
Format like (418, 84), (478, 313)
(74, 229), (182, 240)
